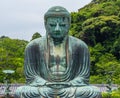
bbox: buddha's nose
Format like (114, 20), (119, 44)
(55, 23), (61, 32)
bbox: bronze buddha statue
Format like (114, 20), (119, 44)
(15, 6), (101, 98)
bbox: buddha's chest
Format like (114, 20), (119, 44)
(48, 44), (67, 75)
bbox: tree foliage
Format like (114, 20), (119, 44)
(80, 15), (120, 47)
(70, 0), (120, 84)
(31, 32), (41, 41)
(0, 37), (28, 83)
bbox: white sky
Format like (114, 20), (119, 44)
(0, 0), (92, 41)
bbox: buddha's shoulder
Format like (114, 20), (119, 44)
(26, 36), (46, 48)
(69, 36), (88, 48)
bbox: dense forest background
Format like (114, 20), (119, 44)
(0, 0), (120, 84)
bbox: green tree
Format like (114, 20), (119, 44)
(31, 32), (41, 41)
(80, 16), (120, 47)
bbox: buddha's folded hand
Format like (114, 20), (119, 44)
(45, 82), (72, 89)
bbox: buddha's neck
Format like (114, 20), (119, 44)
(48, 36), (68, 47)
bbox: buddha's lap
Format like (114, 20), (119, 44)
(16, 85), (99, 94)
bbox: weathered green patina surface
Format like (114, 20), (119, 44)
(15, 6), (101, 98)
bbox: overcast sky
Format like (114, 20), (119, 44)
(0, 0), (92, 41)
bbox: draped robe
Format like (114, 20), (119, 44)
(15, 36), (101, 98)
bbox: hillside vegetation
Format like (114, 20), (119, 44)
(0, 0), (120, 84)
(0, 36), (28, 83)
(70, 0), (120, 84)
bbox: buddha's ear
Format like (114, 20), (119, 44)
(67, 17), (71, 30)
(44, 18), (50, 34)
(44, 18), (47, 29)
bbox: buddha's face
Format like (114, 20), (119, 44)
(46, 16), (70, 39)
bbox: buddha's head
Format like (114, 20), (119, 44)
(44, 6), (71, 40)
